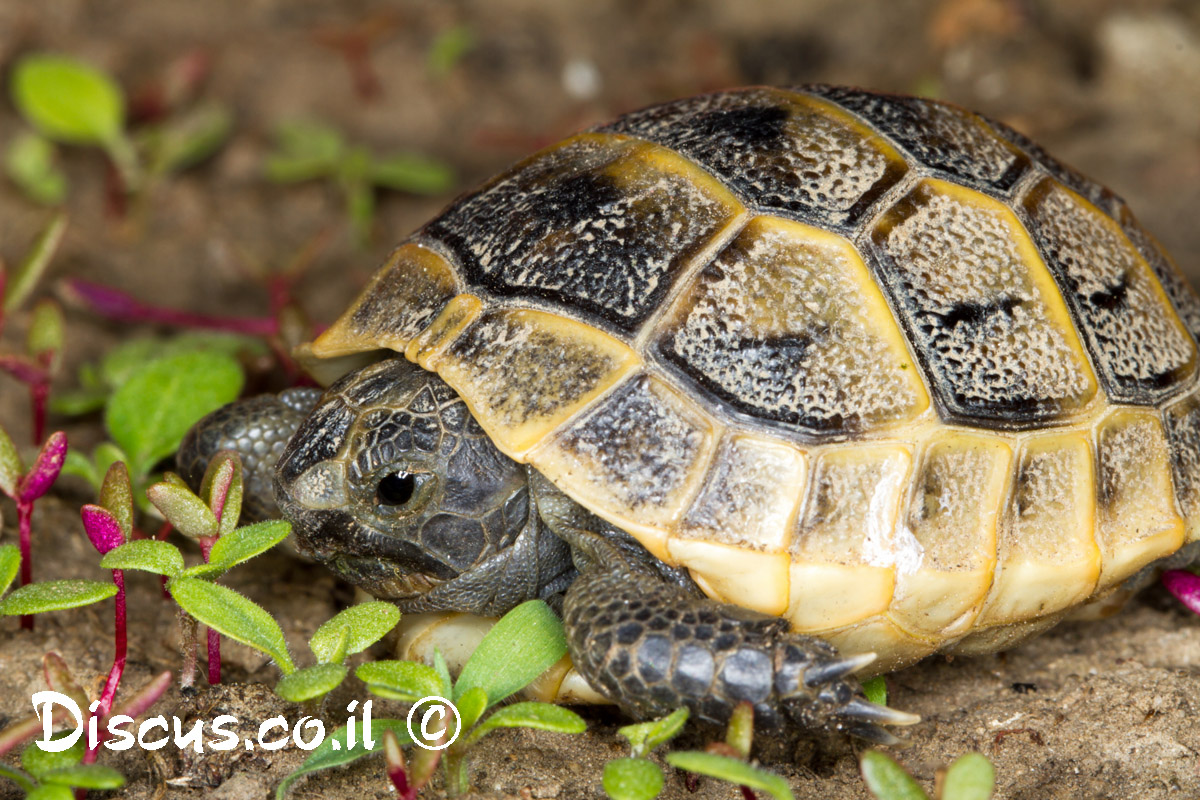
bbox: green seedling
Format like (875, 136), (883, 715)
(277, 599), (585, 798)
(264, 120), (455, 246)
(7, 53), (232, 207)
(0, 652), (170, 798)
(100, 453), (291, 688)
(863, 675), (888, 706)
(0, 428), (69, 629)
(0, 212), (68, 442)
(603, 708), (689, 800)
(273, 600), (401, 703)
(60, 347), (244, 504)
(606, 702), (795, 800)
(861, 750), (995, 800)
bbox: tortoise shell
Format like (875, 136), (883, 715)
(305, 86), (1200, 671)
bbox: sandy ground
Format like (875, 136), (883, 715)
(3, 1), (1200, 798)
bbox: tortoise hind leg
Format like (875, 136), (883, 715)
(532, 474), (918, 741)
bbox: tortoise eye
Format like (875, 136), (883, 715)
(377, 472), (417, 506)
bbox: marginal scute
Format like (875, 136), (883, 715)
(669, 541), (790, 616)
(530, 374), (717, 555)
(405, 295), (482, 371)
(599, 87), (908, 229)
(888, 432), (1011, 636)
(1023, 178), (1196, 402)
(787, 446), (910, 631)
(869, 178), (1097, 425)
(310, 243), (460, 359)
(976, 432), (1099, 627)
(805, 85), (1028, 191)
(677, 433), (806, 550)
(820, 616), (938, 677)
(426, 132), (744, 335)
(1164, 389), (1200, 543)
(660, 215), (929, 438)
(1095, 408), (1185, 589)
(433, 308), (641, 458)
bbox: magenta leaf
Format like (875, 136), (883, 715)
(81, 504), (125, 555)
(110, 670), (172, 724)
(62, 278), (277, 336)
(1163, 569), (1200, 615)
(17, 430), (67, 502)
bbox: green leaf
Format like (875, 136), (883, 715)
(0, 425), (21, 496)
(264, 121), (345, 183)
(201, 451), (243, 538)
(0, 580), (116, 616)
(60, 449), (99, 486)
(274, 719), (409, 800)
(356, 660), (445, 703)
(21, 731), (83, 778)
(665, 752), (795, 800)
(99, 460), (134, 541)
(369, 154), (454, 195)
(618, 708), (688, 757)
(5, 131), (67, 205)
(0, 764), (34, 793)
(27, 299), (64, 361)
(454, 599), (567, 706)
(105, 350), (243, 479)
(310, 601), (400, 664)
(432, 647), (452, 697)
(426, 25), (474, 77)
(603, 758), (664, 800)
(455, 686), (488, 732)
(40, 764), (125, 789)
(942, 753), (994, 800)
(208, 520), (290, 569)
(146, 480), (217, 541)
(0, 544), (20, 596)
(275, 663), (348, 703)
(862, 676), (888, 707)
(859, 750), (930, 800)
(3, 210), (66, 313)
(99, 540), (184, 577)
(146, 102), (233, 175)
(12, 54), (125, 145)
(50, 388), (109, 417)
(465, 702), (585, 746)
(168, 576), (294, 674)
(26, 783), (75, 800)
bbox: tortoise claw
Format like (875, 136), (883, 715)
(843, 721), (905, 746)
(802, 651), (878, 688)
(838, 696), (921, 727)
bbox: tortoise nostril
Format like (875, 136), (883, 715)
(377, 472), (417, 506)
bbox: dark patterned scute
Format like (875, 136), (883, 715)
(1022, 178), (1196, 403)
(1118, 205), (1200, 343)
(599, 87), (906, 229)
(807, 85), (1029, 192)
(867, 181), (1096, 426)
(987, 116), (1120, 215)
(426, 136), (737, 335)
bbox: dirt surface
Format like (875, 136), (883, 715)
(3, 1), (1200, 799)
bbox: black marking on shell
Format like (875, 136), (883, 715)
(600, 87), (906, 229)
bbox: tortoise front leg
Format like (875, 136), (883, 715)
(533, 474), (917, 741)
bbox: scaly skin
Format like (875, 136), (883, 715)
(179, 359), (916, 740)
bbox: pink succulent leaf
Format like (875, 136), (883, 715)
(17, 431), (67, 502)
(110, 670), (172, 723)
(81, 505), (125, 555)
(99, 461), (135, 541)
(0, 353), (46, 384)
(1163, 569), (1200, 616)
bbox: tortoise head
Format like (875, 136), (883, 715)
(275, 358), (532, 601)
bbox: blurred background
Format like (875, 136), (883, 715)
(2, 0), (1198, 386)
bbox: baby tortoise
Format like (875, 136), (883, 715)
(181, 86), (1200, 743)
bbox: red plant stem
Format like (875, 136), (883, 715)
(84, 569), (126, 767)
(30, 378), (48, 445)
(200, 536), (220, 685)
(65, 279), (278, 336)
(98, 569), (127, 716)
(17, 500), (33, 630)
